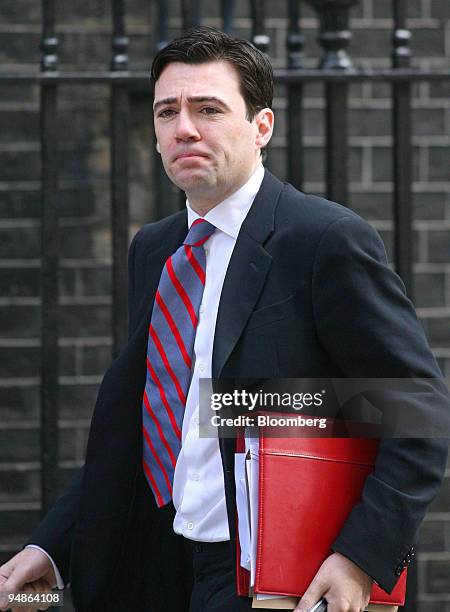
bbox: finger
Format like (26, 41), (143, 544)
(294, 583), (327, 612)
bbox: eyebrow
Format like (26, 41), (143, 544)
(153, 95), (231, 113)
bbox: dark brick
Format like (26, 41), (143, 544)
(0, 305), (39, 338)
(425, 558), (450, 593)
(55, 0), (110, 23)
(128, 35), (157, 69)
(60, 225), (95, 259)
(0, 110), (39, 141)
(351, 29), (392, 59)
(349, 146), (363, 182)
(429, 476), (450, 512)
(303, 146), (325, 183)
(423, 317), (450, 347)
(372, 0), (422, 18)
(0, 0), (41, 23)
(413, 192), (447, 221)
(411, 26), (446, 57)
(0, 426), (75, 462)
(418, 520), (449, 553)
(429, 147), (450, 182)
(0, 429), (39, 462)
(0, 83), (38, 104)
(57, 109), (108, 145)
(0, 33), (40, 63)
(348, 108), (391, 137)
(81, 266), (111, 296)
(81, 344), (112, 376)
(370, 82), (392, 99)
(430, 81), (450, 99)
(265, 146), (288, 183)
(59, 428), (78, 461)
(58, 189), (97, 218)
(59, 148), (109, 182)
(0, 385), (39, 420)
(430, 0), (450, 19)
(59, 84), (108, 106)
(59, 268), (78, 298)
(0, 151), (40, 181)
(413, 108), (446, 137)
(372, 146), (424, 183)
(59, 304), (112, 337)
(58, 32), (109, 67)
(60, 345), (78, 377)
(414, 272), (446, 308)
(303, 82), (325, 100)
(0, 469), (40, 502)
(0, 346), (40, 378)
(0, 267), (40, 298)
(0, 510), (40, 544)
(0, 191), (42, 219)
(428, 230), (450, 264)
(348, 191), (392, 221)
(372, 147), (392, 183)
(418, 603), (450, 612)
(0, 225), (40, 258)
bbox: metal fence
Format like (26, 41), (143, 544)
(1, 1), (449, 610)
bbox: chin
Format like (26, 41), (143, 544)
(173, 172), (215, 193)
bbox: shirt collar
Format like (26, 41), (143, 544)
(186, 164), (265, 240)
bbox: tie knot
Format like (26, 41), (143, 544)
(184, 219), (216, 247)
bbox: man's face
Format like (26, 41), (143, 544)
(153, 60), (272, 207)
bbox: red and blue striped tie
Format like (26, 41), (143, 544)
(142, 218), (216, 507)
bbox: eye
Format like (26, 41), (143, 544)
(200, 107), (220, 115)
(158, 109), (176, 119)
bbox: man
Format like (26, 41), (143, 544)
(0, 27), (448, 612)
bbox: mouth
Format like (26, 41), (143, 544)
(174, 152), (208, 161)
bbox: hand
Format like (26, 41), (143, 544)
(0, 549), (56, 612)
(294, 552), (373, 612)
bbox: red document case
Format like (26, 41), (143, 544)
(236, 436), (407, 606)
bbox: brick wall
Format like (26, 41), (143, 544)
(0, 1), (449, 610)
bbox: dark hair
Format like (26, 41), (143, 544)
(151, 26), (273, 123)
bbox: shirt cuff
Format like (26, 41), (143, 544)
(25, 545), (65, 589)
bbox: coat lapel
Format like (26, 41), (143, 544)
(144, 211), (188, 307)
(212, 170), (284, 379)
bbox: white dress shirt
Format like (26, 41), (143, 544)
(28, 164), (265, 579)
(173, 163), (265, 541)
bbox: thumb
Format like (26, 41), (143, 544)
(294, 580), (327, 612)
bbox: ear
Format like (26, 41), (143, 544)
(254, 108), (274, 152)
(156, 142), (161, 153)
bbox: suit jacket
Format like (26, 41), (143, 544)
(29, 170), (449, 612)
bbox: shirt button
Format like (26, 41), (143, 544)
(198, 363), (205, 373)
(191, 472), (200, 481)
(204, 248), (209, 257)
(193, 415), (200, 426)
(187, 522), (194, 530)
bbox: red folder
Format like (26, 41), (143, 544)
(236, 434), (407, 606)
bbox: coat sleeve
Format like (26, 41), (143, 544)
(311, 214), (449, 593)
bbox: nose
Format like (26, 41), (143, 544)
(175, 110), (200, 142)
